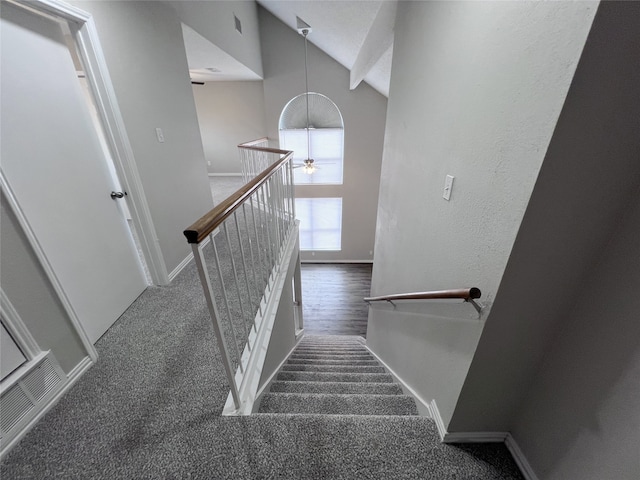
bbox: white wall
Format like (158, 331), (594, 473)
(168, 0), (263, 78)
(367, 0), (597, 428)
(259, 7), (387, 262)
(446, 3), (640, 477)
(513, 188), (640, 479)
(449, 0), (640, 438)
(73, 1), (213, 275)
(192, 81), (267, 174)
(1, 196), (88, 374)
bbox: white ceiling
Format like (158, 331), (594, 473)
(182, 0), (395, 97)
(257, 0), (394, 97)
(182, 23), (262, 82)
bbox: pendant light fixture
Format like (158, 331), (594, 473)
(297, 17), (316, 175)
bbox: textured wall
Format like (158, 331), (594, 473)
(73, 1), (213, 275)
(1, 196), (88, 374)
(193, 81), (268, 174)
(450, 0), (640, 437)
(368, 0), (597, 427)
(168, 0), (263, 78)
(471, 3), (639, 478)
(259, 7), (387, 262)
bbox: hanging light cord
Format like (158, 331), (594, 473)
(303, 30), (311, 162)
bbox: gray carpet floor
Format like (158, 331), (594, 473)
(1, 258), (524, 479)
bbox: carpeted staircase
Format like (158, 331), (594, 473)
(258, 335), (419, 416)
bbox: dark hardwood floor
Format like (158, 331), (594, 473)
(300, 263), (372, 337)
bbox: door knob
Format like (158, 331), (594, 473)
(110, 191), (126, 199)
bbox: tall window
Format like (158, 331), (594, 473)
(279, 93), (344, 251)
(279, 93), (344, 185)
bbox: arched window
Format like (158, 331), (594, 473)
(279, 92), (344, 185)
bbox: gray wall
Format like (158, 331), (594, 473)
(1, 196), (88, 374)
(450, 0), (640, 435)
(367, 0), (597, 427)
(513, 189), (640, 479)
(258, 244), (300, 391)
(259, 7), (387, 262)
(168, 0), (263, 78)
(192, 81), (268, 174)
(450, 3), (640, 477)
(73, 1), (213, 275)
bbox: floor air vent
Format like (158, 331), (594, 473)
(0, 354), (64, 443)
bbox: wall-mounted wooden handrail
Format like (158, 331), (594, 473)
(184, 149), (293, 244)
(364, 287), (481, 303)
(238, 137), (269, 148)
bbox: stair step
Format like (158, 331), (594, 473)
(294, 347), (369, 354)
(269, 381), (404, 395)
(277, 371), (394, 383)
(281, 364), (386, 373)
(287, 358), (379, 366)
(258, 393), (418, 415)
(290, 353), (374, 361)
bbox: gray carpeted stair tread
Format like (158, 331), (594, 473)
(258, 393), (419, 415)
(281, 364), (386, 373)
(294, 348), (369, 354)
(269, 381), (404, 395)
(261, 335), (420, 419)
(290, 353), (374, 361)
(277, 371), (394, 383)
(286, 358), (380, 366)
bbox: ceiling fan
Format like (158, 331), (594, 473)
(291, 18), (317, 176)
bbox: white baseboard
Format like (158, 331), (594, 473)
(428, 399), (448, 439)
(0, 355), (94, 459)
(208, 173), (242, 177)
(505, 433), (539, 480)
(253, 333), (305, 407)
(429, 399), (538, 480)
(363, 345), (432, 417)
(168, 236), (211, 282)
(301, 260), (373, 264)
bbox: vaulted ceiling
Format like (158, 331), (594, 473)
(182, 0), (396, 97)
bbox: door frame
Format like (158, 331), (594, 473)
(9, 0), (170, 286)
(0, 175), (98, 361)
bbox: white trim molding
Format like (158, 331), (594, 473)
(301, 260), (374, 264)
(429, 399), (538, 480)
(168, 236), (211, 282)
(0, 173), (98, 362)
(14, 0), (168, 285)
(208, 173), (243, 177)
(254, 334), (305, 405)
(505, 433), (539, 480)
(0, 290), (40, 359)
(0, 354), (93, 459)
(363, 345), (432, 417)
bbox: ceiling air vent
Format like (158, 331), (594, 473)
(234, 14), (242, 34)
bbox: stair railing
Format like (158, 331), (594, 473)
(365, 288), (482, 313)
(184, 147), (296, 410)
(238, 138), (271, 184)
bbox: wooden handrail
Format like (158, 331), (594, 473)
(184, 149), (293, 244)
(364, 287), (481, 303)
(238, 137), (269, 148)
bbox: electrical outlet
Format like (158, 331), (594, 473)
(443, 175), (454, 201)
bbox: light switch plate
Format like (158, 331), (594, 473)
(155, 127), (165, 143)
(443, 175), (454, 201)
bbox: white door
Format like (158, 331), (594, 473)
(0, 322), (27, 380)
(1, 4), (147, 343)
